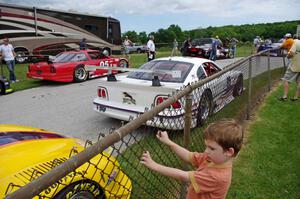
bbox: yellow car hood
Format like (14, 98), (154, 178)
(0, 138), (81, 177)
(0, 137), (83, 197)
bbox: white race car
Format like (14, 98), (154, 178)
(92, 57), (243, 130)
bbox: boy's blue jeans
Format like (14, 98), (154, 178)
(6, 60), (16, 81)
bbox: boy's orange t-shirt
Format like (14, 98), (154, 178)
(186, 152), (232, 199)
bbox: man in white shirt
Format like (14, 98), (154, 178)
(253, 36), (261, 53)
(0, 38), (18, 83)
(147, 35), (155, 61)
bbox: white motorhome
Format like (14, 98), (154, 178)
(0, 3), (122, 62)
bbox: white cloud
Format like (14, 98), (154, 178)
(2, 0), (300, 18)
(1, 0), (300, 32)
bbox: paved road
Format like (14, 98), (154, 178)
(0, 57), (282, 141)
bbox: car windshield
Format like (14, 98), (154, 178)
(0, 132), (65, 146)
(53, 53), (88, 63)
(191, 38), (212, 46)
(127, 60), (193, 83)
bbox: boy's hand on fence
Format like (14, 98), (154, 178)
(140, 151), (157, 170)
(156, 130), (171, 145)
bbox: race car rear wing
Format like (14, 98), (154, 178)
(85, 65), (182, 86)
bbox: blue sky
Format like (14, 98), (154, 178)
(2, 0), (300, 33)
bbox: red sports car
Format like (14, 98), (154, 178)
(27, 50), (129, 82)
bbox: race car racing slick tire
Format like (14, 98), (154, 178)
(54, 180), (106, 199)
(74, 65), (88, 82)
(119, 59), (129, 69)
(233, 75), (243, 97)
(196, 90), (213, 127)
(15, 49), (29, 63)
(0, 81), (5, 95)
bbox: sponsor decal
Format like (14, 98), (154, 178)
(65, 181), (102, 199)
(99, 61), (113, 67)
(122, 92), (136, 105)
(106, 170), (117, 186)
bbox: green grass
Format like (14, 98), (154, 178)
(227, 84), (300, 199)
(1, 63), (68, 92)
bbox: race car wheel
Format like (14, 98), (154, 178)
(15, 49), (29, 63)
(228, 51), (234, 59)
(0, 81), (5, 95)
(74, 65), (88, 82)
(54, 180), (106, 199)
(119, 59), (129, 68)
(196, 90), (213, 126)
(233, 75), (243, 97)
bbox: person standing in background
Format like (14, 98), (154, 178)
(209, 36), (221, 61)
(253, 36), (261, 53)
(123, 36), (133, 64)
(230, 38), (239, 58)
(79, 38), (87, 50)
(171, 38), (178, 56)
(181, 37), (191, 56)
(147, 35), (155, 61)
(0, 37), (18, 83)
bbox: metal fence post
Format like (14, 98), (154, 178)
(180, 92), (193, 199)
(267, 52), (271, 91)
(247, 58), (253, 120)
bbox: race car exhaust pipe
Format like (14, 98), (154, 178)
(107, 73), (117, 82)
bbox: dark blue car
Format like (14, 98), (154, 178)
(257, 41), (283, 56)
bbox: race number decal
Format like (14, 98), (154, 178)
(99, 61), (109, 67)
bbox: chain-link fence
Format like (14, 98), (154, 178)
(4, 49), (286, 199)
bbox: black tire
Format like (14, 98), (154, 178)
(196, 90), (213, 126)
(119, 59), (129, 68)
(15, 50), (29, 63)
(54, 180), (106, 199)
(0, 81), (5, 95)
(74, 65), (88, 82)
(233, 75), (243, 97)
(228, 51), (234, 59)
(137, 48), (141, 53)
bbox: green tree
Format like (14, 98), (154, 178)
(124, 20), (300, 44)
(138, 31), (148, 44)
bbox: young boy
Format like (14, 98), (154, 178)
(140, 119), (244, 199)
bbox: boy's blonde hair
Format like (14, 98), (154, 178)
(204, 119), (244, 156)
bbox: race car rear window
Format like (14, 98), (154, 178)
(127, 60), (193, 83)
(0, 132), (65, 146)
(53, 53), (88, 62)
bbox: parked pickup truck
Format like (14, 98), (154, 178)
(127, 43), (147, 53)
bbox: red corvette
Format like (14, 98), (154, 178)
(27, 50), (129, 82)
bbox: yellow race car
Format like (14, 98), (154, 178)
(0, 124), (132, 199)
